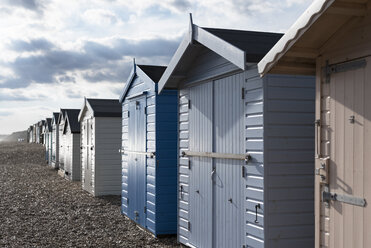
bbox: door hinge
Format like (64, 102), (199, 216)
(188, 99), (191, 109)
(127, 111), (130, 118)
(188, 160), (191, 169)
(241, 165), (245, 178)
(324, 58), (367, 83)
(241, 87), (245, 100)
(323, 189), (366, 207)
(144, 206), (146, 213)
(188, 221), (191, 231)
(127, 198), (129, 205)
(144, 107), (147, 114)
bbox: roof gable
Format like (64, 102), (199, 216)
(158, 15), (282, 92)
(63, 109), (81, 134)
(79, 98), (121, 121)
(119, 61), (166, 102)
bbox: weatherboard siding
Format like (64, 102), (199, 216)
(155, 89), (178, 235)
(244, 68), (265, 248)
(263, 74), (315, 248)
(178, 87), (190, 245)
(182, 48), (240, 86)
(94, 117), (121, 196)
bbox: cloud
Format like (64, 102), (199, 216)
(170, 0), (192, 12)
(0, 92), (33, 101)
(82, 9), (119, 25)
(4, 0), (45, 13)
(9, 38), (54, 52)
(0, 110), (12, 116)
(65, 89), (81, 99)
(1, 36), (180, 89)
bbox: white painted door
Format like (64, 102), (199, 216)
(188, 75), (245, 248)
(188, 82), (213, 248)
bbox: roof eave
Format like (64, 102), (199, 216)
(258, 0), (335, 76)
(119, 63), (137, 103)
(158, 24), (247, 93)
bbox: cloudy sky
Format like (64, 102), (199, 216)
(0, 0), (312, 134)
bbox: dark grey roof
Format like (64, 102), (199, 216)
(53, 112), (59, 123)
(65, 109), (81, 133)
(46, 118), (52, 131)
(203, 28), (283, 63)
(87, 98), (122, 117)
(137, 64), (167, 83)
(58, 109), (67, 124)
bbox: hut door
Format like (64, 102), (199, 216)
(84, 119), (92, 192)
(213, 77), (245, 247)
(188, 82), (213, 247)
(316, 57), (370, 248)
(127, 96), (147, 227)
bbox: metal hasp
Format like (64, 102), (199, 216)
(119, 149), (155, 158)
(181, 151), (251, 163)
(323, 190), (367, 207)
(315, 157), (329, 184)
(324, 58), (367, 83)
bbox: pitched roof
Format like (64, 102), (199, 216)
(137, 64), (167, 83)
(64, 109), (81, 133)
(257, 0), (365, 75)
(87, 98), (122, 117)
(158, 17), (282, 92)
(58, 109), (67, 124)
(203, 28), (283, 63)
(52, 112), (59, 124)
(119, 63), (167, 103)
(46, 118), (52, 131)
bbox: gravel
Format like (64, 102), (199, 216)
(0, 142), (180, 247)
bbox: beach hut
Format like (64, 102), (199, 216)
(258, 1), (371, 247)
(51, 112), (60, 169)
(63, 109), (81, 181)
(58, 109), (67, 174)
(158, 17), (315, 248)
(44, 118), (52, 163)
(78, 98), (122, 196)
(119, 63), (178, 235)
(33, 123), (37, 143)
(27, 126), (33, 143)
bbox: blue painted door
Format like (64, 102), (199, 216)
(127, 96), (147, 227)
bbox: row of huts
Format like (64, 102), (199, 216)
(26, 1), (370, 247)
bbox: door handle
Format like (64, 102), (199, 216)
(211, 168), (216, 180)
(254, 204), (261, 223)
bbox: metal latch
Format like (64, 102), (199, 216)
(134, 211), (139, 220)
(315, 157), (329, 184)
(323, 190), (367, 207)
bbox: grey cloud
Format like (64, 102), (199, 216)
(1, 36), (180, 89)
(0, 92), (33, 101)
(65, 89), (81, 99)
(10, 38), (54, 52)
(4, 0), (45, 13)
(171, 0), (192, 11)
(58, 75), (76, 83)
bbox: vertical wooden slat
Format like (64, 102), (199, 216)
(343, 69), (354, 248)
(363, 57), (371, 247)
(353, 62), (365, 248)
(315, 56), (322, 248)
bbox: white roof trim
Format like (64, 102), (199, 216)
(158, 34), (191, 93)
(158, 23), (246, 93)
(258, 0), (335, 75)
